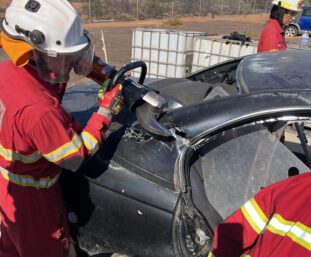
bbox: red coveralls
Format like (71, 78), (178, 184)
(0, 61), (111, 257)
(208, 172), (311, 257)
(257, 19), (287, 52)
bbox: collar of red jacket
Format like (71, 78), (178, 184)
(0, 31), (33, 67)
(269, 19), (284, 34)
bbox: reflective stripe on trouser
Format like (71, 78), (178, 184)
(0, 165), (59, 189)
(0, 173), (69, 257)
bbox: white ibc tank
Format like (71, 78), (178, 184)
(131, 28), (207, 79)
(192, 37), (258, 73)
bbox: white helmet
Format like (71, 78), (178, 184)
(1, 0), (95, 82)
(271, 0), (303, 12)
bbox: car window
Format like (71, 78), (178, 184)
(302, 9), (311, 17)
(191, 121), (310, 219)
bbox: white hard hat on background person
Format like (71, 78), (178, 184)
(271, 0), (303, 12)
(0, 0), (95, 83)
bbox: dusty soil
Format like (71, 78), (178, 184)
(86, 14), (269, 69)
(71, 14), (269, 86)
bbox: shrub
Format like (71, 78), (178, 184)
(163, 18), (183, 26)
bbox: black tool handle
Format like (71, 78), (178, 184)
(109, 61), (147, 90)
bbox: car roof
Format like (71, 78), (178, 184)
(63, 50), (311, 142)
(237, 49), (311, 93)
(161, 89), (311, 141)
(163, 50), (311, 140)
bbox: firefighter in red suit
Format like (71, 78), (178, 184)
(208, 172), (311, 257)
(257, 0), (302, 53)
(0, 0), (123, 256)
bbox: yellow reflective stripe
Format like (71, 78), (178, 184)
(208, 251), (250, 257)
(288, 227), (311, 251)
(43, 134), (83, 163)
(0, 165), (59, 189)
(267, 214), (294, 236)
(81, 131), (99, 154)
(241, 197), (268, 234)
(250, 198), (268, 224)
(0, 144), (41, 163)
(265, 214), (311, 251)
(241, 197), (311, 251)
(208, 252), (215, 257)
(241, 204), (261, 234)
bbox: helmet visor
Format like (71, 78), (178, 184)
(32, 31), (95, 83)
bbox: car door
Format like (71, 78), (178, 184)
(62, 83), (182, 257)
(298, 8), (311, 31)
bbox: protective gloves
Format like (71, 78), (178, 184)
(97, 79), (124, 118)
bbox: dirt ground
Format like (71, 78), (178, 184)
(86, 14), (269, 69)
(0, 14), (270, 85)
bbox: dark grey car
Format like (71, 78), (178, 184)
(62, 49), (311, 257)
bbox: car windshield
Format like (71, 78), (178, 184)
(190, 119), (311, 220)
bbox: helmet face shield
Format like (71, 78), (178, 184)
(32, 31), (95, 83)
(73, 36), (95, 76)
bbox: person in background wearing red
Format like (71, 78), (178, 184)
(0, 0), (123, 256)
(257, 0), (302, 52)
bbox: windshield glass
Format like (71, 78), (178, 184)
(191, 120), (310, 219)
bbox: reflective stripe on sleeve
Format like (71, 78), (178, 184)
(241, 197), (268, 234)
(267, 214), (294, 236)
(288, 223), (311, 251)
(0, 165), (59, 189)
(241, 197), (311, 251)
(207, 251), (250, 257)
(43, 133), (83, 163)
(267, 214), (311, 251)
(81, 131), (99, 154)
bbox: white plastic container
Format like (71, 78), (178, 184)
(192, 36), (258, 73)
(131, 28), (207, 78)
